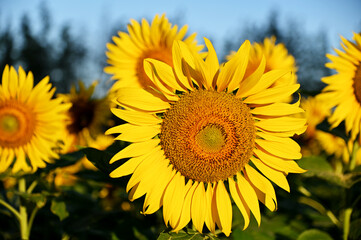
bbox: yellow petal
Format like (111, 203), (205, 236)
(191, 181), (206, 233)
(250, 102), (304, 116)
(107, 124), (160, 142)
(204, 38), (219, 89)
(172, 41), (195, 90)
(254, 148), (305, 173)
(251, 157), (290, 192)
(173, 181), (198, 232)
(243, 84), (300, 104)
(109, 139), (160, 164)
(110, 153), (149, 178)
(236, 172), (261, 226)
(111, 108), (162, 126)
(239, 69), (290, 98)
(126, 147), (163, 193)
(9, 66), (19, 98)
(255, 117), (307, 133)
(116, 88), (170, 112)
(244, 165), (277, 211)
(144, 59), (185, 92)
(236, 55), (265, 97)
(217, 40), (250, 92)
(255, 139), (302, 159)
(228, 177), (250, 230)
(204, 183), (216, 233)
(216, 180), (232, 236)
(143, 165), (175, 214)
(162, 172), (184, 226)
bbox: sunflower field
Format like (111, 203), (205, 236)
(0, 8), (361, 240)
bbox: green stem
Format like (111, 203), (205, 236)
(326, 210), (340, 227)
(343, 208), (352, 240)
(349, 141), (359, 171)
(0, 198), (21, 220)
(27, 206), (39, 237)
(18, 178), (29, 240)
(26, 180), (38, 194)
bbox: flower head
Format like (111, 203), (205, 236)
(104, 14), (204, 95)
(318, 32), (361, 142)
(59, 81), (113, 168)
(107, 39), (306, 236)
(228, 36), (297, 89)
(0, 65), (70, 173)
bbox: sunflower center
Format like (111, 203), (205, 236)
(160, 89), (256, 183)
(67, 98), (95, 134)
(195, 125), (225, 152)
(0, 100), (36, 148)
(354, 62), (361, 103)
(137, 48), (173, 89)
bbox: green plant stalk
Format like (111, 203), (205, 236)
(343, 208), (352, 240)
(26, 180), (38, 194)
(0, 198), (21, 220)
(27, 206), (39, 237)
(349, 141), (359, 171)
(18, 178), (29, 240)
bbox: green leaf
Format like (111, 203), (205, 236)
(42, 150), (84, 173)
(297, 229), (333, 240)
(232, 229), (255, 240)
(51, 199), (69, 221)
(298, 156), (333, 174)
(82, 141), (128, 175)
(17, 191), (48, 208)
(157, 228), (219, 240)
(350, 218), (361, 240)
(298, 156), (361, 188)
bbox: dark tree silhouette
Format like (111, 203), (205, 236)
(0, 4), (87, 93)
(222, 10), (330, 93)
(52, 25), (87, 93)
(19, 14), (53, 85)
(0, 25), (15, 71)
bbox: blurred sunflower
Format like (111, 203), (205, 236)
(107, 39), (306, 236)
(318, 32), (361, 142)
(228, 36), (297, 86)
(300, 97), (348, 162)
(0, 65), (70, 173)
(104, 14), (204, 96)
(59, 81), (113, 169)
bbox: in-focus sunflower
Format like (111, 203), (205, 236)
(59, 81), (113, 168)
(107, 39), (306, 236)
(318, 32), (361, 142)
(104, 14), (204, 96)
(227, 36), (297, 88)
(0, 65), (70, 173)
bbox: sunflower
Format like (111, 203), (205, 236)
(104, 14), (204, 96)
(318, 32), (361, 142)
(0, 65), (70, 173)
(59, 81), (113, 168)
(227, 36), (297, 88)
(107, 38), (306, 236)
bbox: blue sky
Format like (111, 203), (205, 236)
(1, 0), (360, 54)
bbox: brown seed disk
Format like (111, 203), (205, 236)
(160, 89), (256, 183)
(67, 97), (96, 134)
(0, 100), (36, 148)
